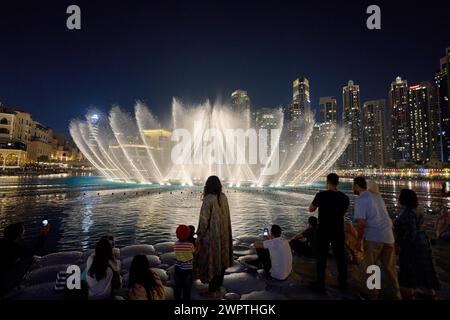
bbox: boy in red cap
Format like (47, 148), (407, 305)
(174, 224), (194, 300)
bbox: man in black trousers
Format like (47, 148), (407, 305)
(309, 173), (349, 294)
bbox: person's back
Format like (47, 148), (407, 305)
(86, 255), (114, 299)
(314, 190), (349, 230)
(355, 191), (394, 244)
(263, 237), (292, 280)
(86, 238), (120, 300)
(309, 173), (349, 292)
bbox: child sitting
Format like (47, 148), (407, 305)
(173, 224), (194, 300)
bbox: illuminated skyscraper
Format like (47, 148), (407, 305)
(342, 80), (362, 168)
(389, 76), (411, 163)
(319, 96), (338, 124)
(289, 78), (311, 121)
(231, 90), (251, 127)
(288, 77), (311, 150)
(362, 100), (385, 168)
(408, 82), (432, 162)
(436, 47), (450, 162)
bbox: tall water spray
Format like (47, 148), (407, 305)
(70, 99), (349, 186)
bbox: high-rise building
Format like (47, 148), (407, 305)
(231, 90), (250, 114)
(319, 96), (338, 124)
(428, 84), (441, 162)
(342, 80), (363, 168)
(231, 90), (251, 128)
(292, 77), (310, 118)
(389, 76), (411, 164)
(288, 78), (311, 150)
(255, 107), (282, 155)
(362, 100), (385, 168)
(408, 82), (432, 162)
(436, 47), (450, 162)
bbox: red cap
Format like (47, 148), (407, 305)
(176, 224), (191, 241)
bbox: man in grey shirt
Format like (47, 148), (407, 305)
(353, 177), (401, 300)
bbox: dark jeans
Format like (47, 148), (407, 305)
(289, 240), (315, 258)
(255, 248), (272, 273)
(208, 270), (225, 292)
(174, 266), (193, 300)
(316, 226), (347, 289)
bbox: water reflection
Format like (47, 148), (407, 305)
(0, 176), (447, 253)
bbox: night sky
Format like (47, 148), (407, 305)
(0, 0), (449, 135)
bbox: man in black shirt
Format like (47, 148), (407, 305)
(309, 173), (349, 294)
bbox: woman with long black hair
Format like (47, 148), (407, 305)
(195, 176), (233, 298)
(86, 238), (122, 299)
(128, 255), (165, 300)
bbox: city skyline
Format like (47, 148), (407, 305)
(0, 0), (449, 135)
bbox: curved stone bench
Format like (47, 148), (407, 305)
(120, 244), (156, 259)
(13, 282), (64, 300)
(154, 242), (175, 254)
(222, 272), (266, 295)
(121, 255), (161, 271)
(22, 264), (71, 287)
(159, 252), (176, 265)
(37, 252), (84, 269)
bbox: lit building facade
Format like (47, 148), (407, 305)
(342, 80), (363, 168)
(408, 82), (432, 162)
(319, 96), (338, 125)
(362, 99), (385, 168)
(231, 90), (251, 128)
(389, 76), (411, 164)
(436, 47), (450, 162)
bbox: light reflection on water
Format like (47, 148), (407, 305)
(0, 175), (448, 253)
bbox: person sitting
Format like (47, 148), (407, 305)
(289, 216), (318, 258)
(86, 238), (122, 300)
(253, 225), (293, 281)
(101, 234), (120, 260)
(174, 224), (194, 300)
(0, 221), (50, 296)
(128, 255), (165, 300)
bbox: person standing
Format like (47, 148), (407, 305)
(309, 173), (349, 294)
(394, 189), (441, 299)
(353, 177), (401, 300)
(173, 224), (194, 300)
(195, 176), (233, 298)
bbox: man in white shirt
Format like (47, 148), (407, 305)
(254, 225), (292, 281)
(353, 177), (401, 300)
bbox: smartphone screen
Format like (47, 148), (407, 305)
(42, 219), (48, 227)
(263, 228), (269, 236)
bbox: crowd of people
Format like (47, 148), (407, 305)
(0, 173), (449, 300)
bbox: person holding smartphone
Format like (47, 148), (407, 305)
(0, 220), (50, 295)
(253, 225), (292, 281)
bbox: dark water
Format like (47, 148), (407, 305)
(0, 174), (448, 254)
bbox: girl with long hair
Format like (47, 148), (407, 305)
(128, 255), (165, 300)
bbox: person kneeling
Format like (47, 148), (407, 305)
(253, 225), (292, 281)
